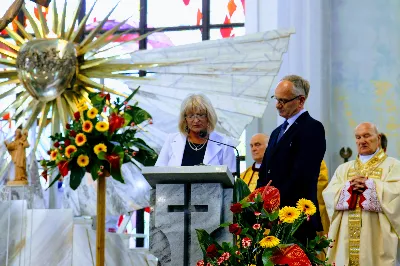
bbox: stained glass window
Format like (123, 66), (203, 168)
(147, 30), (202, 49)
(147, 0), (203, 27)
(210, 0), (245, 24)
(85, 0), (140, 27)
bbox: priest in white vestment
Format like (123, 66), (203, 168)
(323, 122), (400, 266)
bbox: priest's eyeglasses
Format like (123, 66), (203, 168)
(185, 113), (207, 120)
(271, 95), (303, 105)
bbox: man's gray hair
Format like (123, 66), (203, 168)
(281, 75), (310, 99)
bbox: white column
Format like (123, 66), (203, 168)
(247, 0), (332, 172)
(244, 0), (280, 167)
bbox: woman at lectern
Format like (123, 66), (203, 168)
(155, 94), (236, 174)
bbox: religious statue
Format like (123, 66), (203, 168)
(4, 129), (29, 186)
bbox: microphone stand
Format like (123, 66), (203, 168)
(202, 137), (241, 180)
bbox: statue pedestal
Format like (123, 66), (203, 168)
(0, 185), (43, 209)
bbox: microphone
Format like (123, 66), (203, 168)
(199, 130), (241, 179)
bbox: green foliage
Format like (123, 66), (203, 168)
(196, 180), (333, 266)
(233, 177), (251, 202)
(40, 87), (157, 190)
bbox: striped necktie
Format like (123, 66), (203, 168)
(276, 120), (289, 143)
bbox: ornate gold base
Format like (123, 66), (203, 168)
(7, 180), (29, 186)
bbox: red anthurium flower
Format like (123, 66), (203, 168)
(41, 170), (48, 181)
(99, 92), (111, 101)
(271, 244), (311, 266)
(109, 113), (125, 134)
(246, 185), (280, 212)
(106, 153), (121, 169)
(53, 142), (60, 148)
(58, 161), (69, 177)
(66, 124), (71, 129)
(69, 130), (77, 137)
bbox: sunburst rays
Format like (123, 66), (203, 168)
(0, 0), (156, 151)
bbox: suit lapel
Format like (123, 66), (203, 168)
(270, 112), (309, 156)
(204, 132), (222, 164)
(171, 133), (186, 165)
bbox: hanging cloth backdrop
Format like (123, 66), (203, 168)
(116, 29), (295, 151)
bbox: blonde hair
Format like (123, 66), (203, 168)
(178, 94), (218, 135)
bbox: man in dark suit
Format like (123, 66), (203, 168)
(257, 75), (326, 245)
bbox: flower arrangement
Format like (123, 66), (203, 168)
(196, 179), (332, 266)
(40, 88), (158, 189)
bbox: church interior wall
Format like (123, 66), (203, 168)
(245, 0), (400, 177)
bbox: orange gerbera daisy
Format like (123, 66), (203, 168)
(279, 206), (300, 223)
(87, 108), (99, 119)
(77, 155), (89, 167)
(296, 198), (316, 216)
(50, 150), (58, 161)
(75, 133), (87, 146)
(65, 145), (77, 158)
(95, 121), (109, 132)
(82, 120), (93, 133)
(94, 143), (107, 155)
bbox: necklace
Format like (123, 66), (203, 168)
(187, 139), (207, 151)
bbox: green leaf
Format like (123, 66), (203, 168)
(110, 166), (124, 183)
(47, 173), (62, 189)
(70, 164), (86, 190)
(239, 201), (251, 209)
(97, 151), (107, 160)
(123, 112), (133, 127)
(131, 138), (158, 166)
(233, 178), (251, 202)
(262, 249), (274, 266)
(130, 138), (156, 153)
(219, 222), (231, 227)
(124, 106), (152, 125)
(90, 159), (103, 181)
(266, 210), (279, 221)
(89, 93), (106, 110)
(195, 229), (221, 257)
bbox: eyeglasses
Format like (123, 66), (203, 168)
(271, 95), (303, 105)
(185, 113), (207, 120)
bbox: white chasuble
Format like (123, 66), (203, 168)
(323, 149), (400, 266)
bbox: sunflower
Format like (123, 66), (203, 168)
(279, 206), (300, 223)
(259, 236), (280, 248)
(87, 108), (99, 119)
(94, 143), (107, 155)
(77, 155), (89, 167)
(75, 133), (87, 146)
(50, 150), (58, 161)
(296, 198), (316, 216)
(95, 121), (109, 132)
(82, 121), (94, 133)
(65, 145), (77, 158)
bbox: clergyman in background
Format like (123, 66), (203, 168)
(240, 133), (269, 192)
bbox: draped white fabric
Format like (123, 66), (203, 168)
(119, 29), (294, 151)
